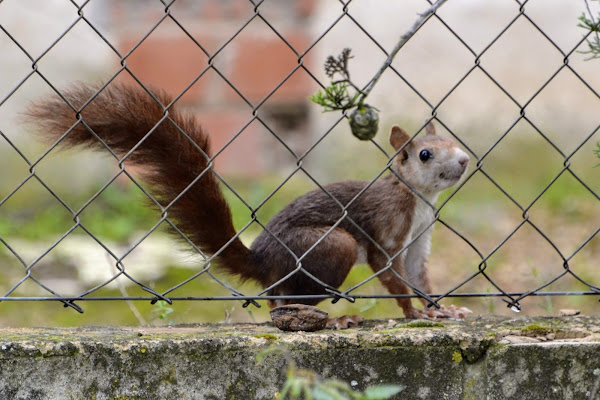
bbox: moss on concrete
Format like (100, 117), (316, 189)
(0, 317), (599, 399)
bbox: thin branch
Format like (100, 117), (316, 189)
(358, 0), (448, 106)
(584, 0), (600, 45)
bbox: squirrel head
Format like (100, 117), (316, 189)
(389, 123), (469, 195)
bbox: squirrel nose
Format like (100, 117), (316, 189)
(458, 155), (469, 168)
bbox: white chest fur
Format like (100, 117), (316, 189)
(410, 194), (437, 238)
(376, 194), (438, 260)
(402, 194), (438, 285)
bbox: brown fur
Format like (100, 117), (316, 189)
(250, 173), (417, 306)
(25, 83), (468, 319)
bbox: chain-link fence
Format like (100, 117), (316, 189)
(0, 0), (598, 322)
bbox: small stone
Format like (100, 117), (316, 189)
(270, 304), (328, 332)
(546, 333), (556, 340)
(559, 309), (580, 316)
(387, 319), (398, 328)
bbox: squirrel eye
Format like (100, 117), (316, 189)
(419, 149), (432, 162)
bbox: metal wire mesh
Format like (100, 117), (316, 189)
(0, 0), (598, 318)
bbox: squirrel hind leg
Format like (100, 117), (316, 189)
(264, 227), (359, 304)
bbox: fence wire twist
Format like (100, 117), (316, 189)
(0, 0), (599, 316)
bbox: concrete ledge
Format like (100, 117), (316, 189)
(1, 316), (600, 399)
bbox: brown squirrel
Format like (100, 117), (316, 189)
(26, 82), (471, 325)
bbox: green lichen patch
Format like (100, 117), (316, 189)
(452, 350), (463, 363)
(254, 334), (278, 342)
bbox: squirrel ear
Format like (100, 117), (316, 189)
(425, 121), (436, 136)
(390, 126), (411, 151)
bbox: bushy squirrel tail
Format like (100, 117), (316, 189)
(25, 82), (261, 282)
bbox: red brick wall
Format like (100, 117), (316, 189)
(108, 0), (316, 176)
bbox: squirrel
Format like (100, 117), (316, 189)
(25, 82), (471, 326)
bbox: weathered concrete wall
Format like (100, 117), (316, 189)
(1, 316), (599, 400)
